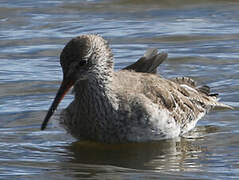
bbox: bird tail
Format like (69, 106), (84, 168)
(212, 98), (234, 110)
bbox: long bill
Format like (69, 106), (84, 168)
(41, 77), (75, 130)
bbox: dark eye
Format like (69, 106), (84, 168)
(78, 59), (87, 67)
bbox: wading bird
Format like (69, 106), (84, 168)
(41, 34), (232, 143)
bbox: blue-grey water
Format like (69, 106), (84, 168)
(1, 0), (239, 179)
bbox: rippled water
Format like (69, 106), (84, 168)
(1, 0), (239, 179)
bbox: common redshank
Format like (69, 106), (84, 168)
(41, 34), (232, 143)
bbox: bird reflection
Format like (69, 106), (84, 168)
(65, 134), (207, 171)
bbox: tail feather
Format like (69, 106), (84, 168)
(212, 100), (233, 110)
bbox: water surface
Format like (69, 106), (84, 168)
(0, 0), (239, 179)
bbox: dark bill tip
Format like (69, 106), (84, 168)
(41, 78), (74, 130)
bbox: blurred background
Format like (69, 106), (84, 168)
(0, 0), (239, 179)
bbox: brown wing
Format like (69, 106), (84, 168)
(123, 49), (167, 74)
(140, 75), (232, 126)
(171, 77), (218, 97)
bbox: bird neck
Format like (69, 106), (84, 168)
(73, 65), (118, 116)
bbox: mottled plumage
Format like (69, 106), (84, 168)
(41, 34), (232, 143)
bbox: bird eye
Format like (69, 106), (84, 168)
(78, 59), (87, 67)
